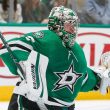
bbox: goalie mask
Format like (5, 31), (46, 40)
(48, 6), (79, 48)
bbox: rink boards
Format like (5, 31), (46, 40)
(0, 86), (110, 101)
(0, 23), (110, 101)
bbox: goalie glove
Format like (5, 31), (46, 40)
(94, 52), (110, 94)
(101, 51), (110, 68)
(99, 68), (110, 94)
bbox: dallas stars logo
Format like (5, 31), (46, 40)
(53, 64), (82, 93)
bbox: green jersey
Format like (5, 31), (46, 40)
(0, 30), (98, 106)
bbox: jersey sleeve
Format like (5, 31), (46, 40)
(0, 32), (34, 75)
(73, 42), (100, 92)
(80, 67), (100, 92)
(71, 42), (100, 92)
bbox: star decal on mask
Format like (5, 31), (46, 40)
(53, 64), (82, 93)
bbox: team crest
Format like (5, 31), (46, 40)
(33, 31), (44, 38)
(53, 64), (82, 93)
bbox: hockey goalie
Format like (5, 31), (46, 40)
(0, 6), (110, 110)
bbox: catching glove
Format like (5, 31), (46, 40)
(94, 52), (110, 94)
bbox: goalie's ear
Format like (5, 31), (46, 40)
(101, 51), (110, 68)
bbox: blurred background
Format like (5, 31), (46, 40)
(0, 0), (110, 110)
(0, 0), (110, 24)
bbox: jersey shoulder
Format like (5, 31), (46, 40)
(33, 30), (58, 40)
(22, 30), (58, 41)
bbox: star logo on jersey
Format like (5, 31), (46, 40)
(53, 64), (82, 93)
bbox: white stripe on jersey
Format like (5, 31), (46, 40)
(0, 47), (29, 54)
(9, 41), (33, 50)
(0, 40), (33, 54)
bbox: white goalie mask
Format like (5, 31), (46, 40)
(48, 6), (79, 48)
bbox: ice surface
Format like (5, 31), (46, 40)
(0, 100), (110, 110)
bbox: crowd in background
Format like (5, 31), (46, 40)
(0, 0), (110, 24)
